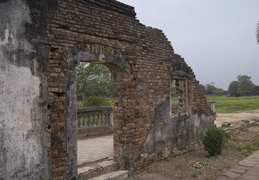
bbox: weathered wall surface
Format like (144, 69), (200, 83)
(0, 0), (215, 179)
(0, 0), (51, 179)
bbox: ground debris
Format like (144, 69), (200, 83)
(188, 160), (207, 169)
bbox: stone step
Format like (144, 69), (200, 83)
(88, 170), (128, 180)
(78, 160), (124, 180)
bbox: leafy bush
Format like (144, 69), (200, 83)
(78, 96), (113, 106)
(202, 126), (227, 156)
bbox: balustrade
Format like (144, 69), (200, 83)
(77, 106), (112, 128)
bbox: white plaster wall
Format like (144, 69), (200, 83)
(0, 64), (41, 178)
(0, 0), (48, 178)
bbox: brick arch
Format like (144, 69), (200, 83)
(71, 51), (132, 81)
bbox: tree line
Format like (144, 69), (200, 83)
(202, 22), (259, 97)
(76, 62), (112, 106)
(200, 75), (259, 97)
(257, 21), (259, 43)
(76, 63), (259, 105)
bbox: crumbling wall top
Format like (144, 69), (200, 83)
(85, 0), (136, 17)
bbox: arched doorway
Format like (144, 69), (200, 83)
(72, 51), (131, 177)
(76, 62), (114, 166)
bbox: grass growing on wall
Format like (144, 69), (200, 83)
(206, 96), (259, 113)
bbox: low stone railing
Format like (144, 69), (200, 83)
(77, 106), (113, 128)
(77, 106), (113, 138)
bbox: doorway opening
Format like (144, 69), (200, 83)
(76, 62), (114, 166)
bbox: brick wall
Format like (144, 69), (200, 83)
(0, 0), (215, 179)
(46, 0), (215, 178)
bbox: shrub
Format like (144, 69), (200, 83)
(202, 126), (227, 156)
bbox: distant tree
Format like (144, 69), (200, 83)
(252, 85), (259, 95)
(200, 84), (206, 94)
(205, 82), (215, 94)
(257, 21), (259, 43)
(204, 82), (227, 96)
(215, 88), (226, 96)
(237, 75), (255, 96)
(206, 82), (216, 87)
(206, 84), (217, 95)
(76, 63), (112, 102)
(228, 75), (257, 96)
(228, 81), (239, 97)
(171, 81), (177, 97)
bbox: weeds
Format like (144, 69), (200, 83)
(241, 128), (251, 133)
(205, 176), (215, 180)
(191, 173), (197, 178)
(250, 122), (259, 127)
(242, 151), (251, 157)
(223, 164), (231, 169)
(225, 127), (259, 157)
(241, 123), (259, 133)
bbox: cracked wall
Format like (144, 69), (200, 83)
(0, 0), (215, 179)
(0, 0), (50, 179)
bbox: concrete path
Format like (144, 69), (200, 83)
(217, 150), (259, 180)
(77, 135), (113, 166)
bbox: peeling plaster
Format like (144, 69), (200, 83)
(0, 64), (41, 178)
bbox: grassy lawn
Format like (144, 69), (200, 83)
(79, 96), (259, 113)
(206, 96), (259, 113)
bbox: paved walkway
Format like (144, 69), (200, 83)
(77, 135), (113, 166)
(217, 150), (259, 180)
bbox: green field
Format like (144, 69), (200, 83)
(79, 96), (259, 114)
(206, 96), (259, 113)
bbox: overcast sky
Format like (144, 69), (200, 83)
(118, 0), (259, 90)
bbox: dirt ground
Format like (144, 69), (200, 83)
(133, 110), (259, 180)
(215, 109), (259, 127)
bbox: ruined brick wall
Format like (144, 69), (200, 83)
(0, 0), (215, 179)
(0, 0), (54, 179)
